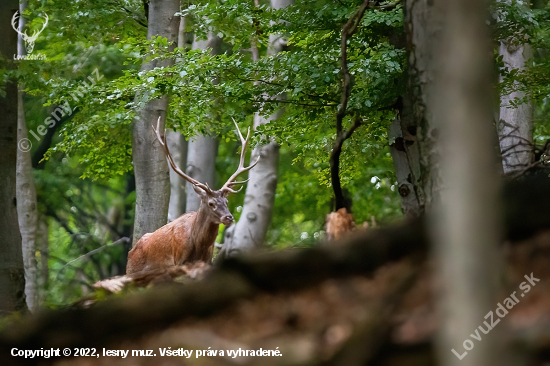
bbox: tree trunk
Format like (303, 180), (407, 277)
(36, 214), (49, 307)
(167, 6), (188, 222)
(131, 0), (180, 245)
(400, 0), (443, 212)
(229, 114), (281, 254)
(0, 0), (27, 315)
(16, 0), (38, 313)
(17, 92), (38, 312)
(388, 114), (422, 217)
(167, 131), (187, 220)
(430, 0), (508, 365)
(498, 1), (533, 174)
(184, 33), (221, 213)
(227, 0), (293, 254)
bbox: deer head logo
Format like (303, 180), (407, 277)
(11, 11), (48, 54)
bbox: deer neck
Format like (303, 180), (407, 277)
(188, 203), (220, 259)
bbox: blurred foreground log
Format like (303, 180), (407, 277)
(3, 175), (550, 365)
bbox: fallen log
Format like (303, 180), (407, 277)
(3, 174), (550, 364)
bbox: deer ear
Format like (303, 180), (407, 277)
(193, 185), (207, 198)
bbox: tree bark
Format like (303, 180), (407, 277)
(16, 0), (38, 313)
(184, 33), (221, 213)
(228, 0), (293, 254)
(388, 114), (422, 217)
(167, 131), (187, 221)
(498, 1), (533, 174)
(36, 214), (49, 307)
(430, 0), (508, 365)
(331, 1), (369, 212)
(167, 6), (188, 222)
(17, 93), (38, 312)
(0, 0), (27, 315)
(400, 0), (443, 212)
(131, 0), (180, 245)
(229, 114), (280, 254)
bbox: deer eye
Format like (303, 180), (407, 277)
(208, 202), (216, 208)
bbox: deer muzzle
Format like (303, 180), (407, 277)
(221, 214), (234, 226)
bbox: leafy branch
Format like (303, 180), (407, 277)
(331, 0), (370, 211)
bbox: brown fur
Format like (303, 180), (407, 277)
(326, 208), (356, 241)
(126, 190), (231, 275)
(127, 120), (257, 276)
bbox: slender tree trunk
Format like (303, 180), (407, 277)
(36, 214), (49, 306)
(227, 0), (293, 254)
(400, 0), (443, 212)
(388, 114), (421, 217)
(17, 92), (38, 312)
(167, 131), (187, 220)
(185, 33), (221, 213)
(132, 0), (180, 244)
(498, 1), (533, 174)
(16, 0), (38, 313)
(0, 0), (27, 315)
(431, 0), (508, 365)
(167, 5), (188, 221)
(229, 113), (281, 253)
(122, 174), (135, 270)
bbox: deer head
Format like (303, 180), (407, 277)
(12, 11), (48, 54)
(153, 117), (259, 226)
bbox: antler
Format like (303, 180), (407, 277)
(152, 117), (213, 194)
(220, 118), (260, 195)
(11, 11), (27, 39)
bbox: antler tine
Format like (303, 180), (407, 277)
(11, 11), (26, 37)
(231, 117), (245, 144)
(226, 178), (250, 187)
(220, 119), (261, 195)
(152, 117), (212, 193)
(222, 186), (244, 195)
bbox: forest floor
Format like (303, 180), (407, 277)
(5, 172), (550, 366)
(37, 229), (550, 366)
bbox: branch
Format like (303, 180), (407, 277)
(507, 160), (541, 179)
(336, 0), (370, 134)
(59, 237), (131, 272)
(331, 1), (370, 210)
(330, 115), (363, 210)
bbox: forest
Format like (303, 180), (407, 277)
(1, 0), (550, 365)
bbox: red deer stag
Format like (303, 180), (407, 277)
(126, 118), (259, 275)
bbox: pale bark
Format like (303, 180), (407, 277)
(185, 33), (221, 213)
(430, 0), (508, 365)
(498, 1), (533, 174)
(0, 0), (27, 315)
(167, 131), (187, 221)
(17, 92), (38, 312)
(132, 0), (180, 244)
(167, 7), (188, 222)
(229, 114), (280, 253)
(16, 0), (38, 313)
(226, 0), (293, 255)
(36, 214), (49, 306)
(400, 0), (443, 211)
(388, 115), (421, 217)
